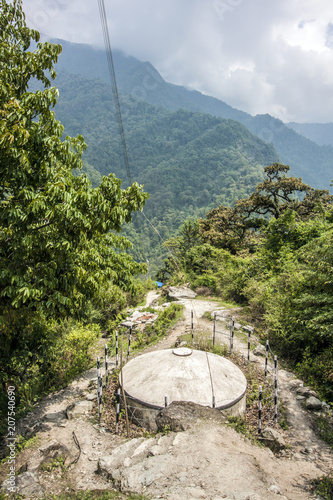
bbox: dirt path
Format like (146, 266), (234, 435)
(2, 291), (332, 499)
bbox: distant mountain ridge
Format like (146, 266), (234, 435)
(286, 122), (333, 147)
(53, 39), (333, 190)
(53, 39), (249, 122)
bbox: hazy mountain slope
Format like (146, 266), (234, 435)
(286, 122), (333, 147)
(54, 40), (333, 191)
(243, 114), (333, 188)
(54, 40), (249, 122)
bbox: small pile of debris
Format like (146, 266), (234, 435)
(120, 310), (158, 329)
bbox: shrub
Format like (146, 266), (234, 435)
(45, 322), (101, 387)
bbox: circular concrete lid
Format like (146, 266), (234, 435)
(120, 349), (247, 409)
(172, 347), (192, 356)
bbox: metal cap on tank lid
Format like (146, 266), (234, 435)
(172, 347), (193, 356)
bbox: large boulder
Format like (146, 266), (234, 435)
(288, 379), (304, 390)
(66, 400), (94, 419)
(305, 397), (322, 410)
(155, 401), (225, 432)
(297, 387), (319, 398)
(15, 471), (44, 498)
(258, 427), (286, 452)
(166, 286), (197, 300)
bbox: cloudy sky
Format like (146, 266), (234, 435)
(22, 0), (333, 123)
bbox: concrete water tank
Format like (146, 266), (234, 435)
(120, 348), (247, 429)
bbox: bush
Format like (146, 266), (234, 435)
(215, 256), (252, 303)
(192, 272), (218, 291)
(296, 346), (333, 402)
(310, 473), (333, 500)
(44, 321), (101, 388)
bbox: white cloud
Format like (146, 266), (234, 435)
(21, 0), (333, 123)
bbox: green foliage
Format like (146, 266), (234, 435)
(48, 69), (280, 273)
(202, 311), (213, 321)
(40, 456), (67, 473)
(161, 164), (333, 400)
(0, 434), (39, 464)
(0, 0), (148, 315)
(310, 473), (333, 500)
(261, 209), (330, 271)
(0, 319), (100, 437)
(145, 303), (184, 339)
(199, 163), (333, 254)
(0, 1), (148, 420)
(116, 303), (184, 354)
(46, 321), (101, 386)
(311, 415), (333, 448)
(227, 416), (247, 435)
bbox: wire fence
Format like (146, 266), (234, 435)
(94, 309), (280, 436)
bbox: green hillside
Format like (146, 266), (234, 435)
(54, 40), (249, 123)
(52, 72), (277, 272)
(53, 73), (277, 208)
(54, 40), (333, 190)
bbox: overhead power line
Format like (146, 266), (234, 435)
(97, 0), (182, 275)
(97, 0), (132, 186)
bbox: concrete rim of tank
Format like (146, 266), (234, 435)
(119, 348), (247, 410)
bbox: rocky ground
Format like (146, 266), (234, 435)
(1, 288), (332, 499)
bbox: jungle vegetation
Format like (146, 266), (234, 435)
(158, 163), (333, 401)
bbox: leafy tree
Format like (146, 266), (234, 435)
(260, 209), (330, 270)
(236, 162), (309, 220)
(199, 205), (251, 253)
(0, 1), (148, 384)
(200, 163), (333, 252)
(261, 231), (333, 398)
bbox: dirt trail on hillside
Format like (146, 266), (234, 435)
(1, 291), (332, 499)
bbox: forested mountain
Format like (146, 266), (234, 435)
(242, 114), (333, 188)
(53, 39), (249, 123)
(51, 71), (277, 272)
(53, 40), (333, 190)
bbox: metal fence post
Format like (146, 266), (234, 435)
(258, 385), (262, 435)
(274, 356), (278, 423)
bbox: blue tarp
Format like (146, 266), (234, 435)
(155, 281), (163, 288)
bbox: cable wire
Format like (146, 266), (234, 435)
(97, 1), (200, 326)
(97, 0), (183, 273)
(66, 431), (81, 468)
(98, 0), (132, 186)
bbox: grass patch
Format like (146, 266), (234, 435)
(40, 457), (68, 473)
(310, 473), (333, 500)
(0, 488), (151, 500)
(177, 330), (229, 357)
(0, 434), (40, 465)
(109, 303), (185, 357)
(311, 414), (333, 448)
(227, 416), (247, 435)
